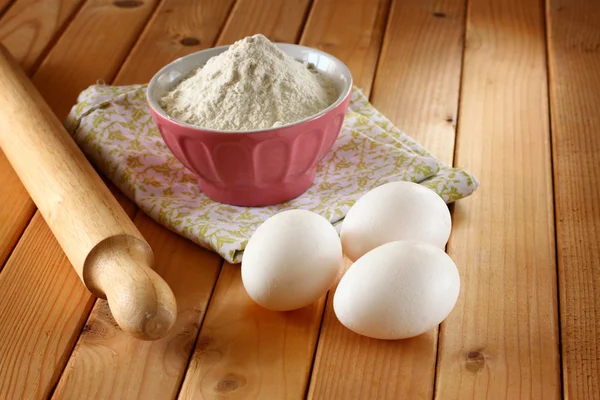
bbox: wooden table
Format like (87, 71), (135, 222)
(0, 0), (598, 399)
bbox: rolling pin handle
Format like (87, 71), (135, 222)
(84, 235), (177, 340)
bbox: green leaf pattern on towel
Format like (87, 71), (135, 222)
(65, 85), (479, 263)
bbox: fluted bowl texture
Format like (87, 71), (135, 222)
(147, 43), (353, 206)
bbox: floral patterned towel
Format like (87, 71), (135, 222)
(66, 85), (478, 263)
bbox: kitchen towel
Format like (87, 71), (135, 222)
(66, 85), (478, 263)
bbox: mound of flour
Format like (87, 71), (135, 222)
(159, 34), (338, 131)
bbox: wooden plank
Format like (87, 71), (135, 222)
(52, 1), (234, 398)
(434, 0), (561, 398)
(179, 263), (324, 399)
(0, 0), (84, 74)
(0, 197), (135, 400)
(217, 0), (309, 46)
(114, 0), (235, 84)
(307, 1), (464, 398)
(0, 0), (159, 397)
(370, 0), (466, 165)
(300, 0), (390, 95)
(0, 152), (34, 267)
(32, 0), (159, 119)
(0, 214), (94, 400)
(546, 0), (600, 398)
(0, 0), (87, 268)
(52, 214), (222, 399)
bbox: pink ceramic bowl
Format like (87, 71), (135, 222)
(147, 43), (353, 206)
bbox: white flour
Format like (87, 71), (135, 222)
(160, 34), (338, 131)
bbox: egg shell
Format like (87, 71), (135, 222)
(333, 240), (460, 340)
(241, 209), (342, 311)
(340, 181), (452, 261)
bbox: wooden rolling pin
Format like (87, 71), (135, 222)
(0, 46), (177, 340)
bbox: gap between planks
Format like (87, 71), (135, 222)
(542, 1), (565, 397)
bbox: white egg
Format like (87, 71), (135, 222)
(241, 209), (342, 311)
(341, 181), (451, 261)
(333, 240), (460, 340)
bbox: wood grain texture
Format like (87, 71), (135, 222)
(114, 0), (236, 84)
(53, 214), (222, 400)
(435, 0), (561, 398)
(218, 0), (310, 46)
(0, 203), (138, 400)
(370, 0), (466, 165)
(33, 0), (158, 118)
(547, 0), (600, 398)
(0, 0), (159, 396)
(300, 0), (390, 95)
(180, 264), (324, 400)
(177, 2), (321, 399)
(53, 1), (235, 397)
(0, 152), (33, 268)
(0, 0), (84, 74)
(0, 213), (96, 399)
(307, 1), (464, 398)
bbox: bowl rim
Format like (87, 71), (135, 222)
(147, 42), (354, 134)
